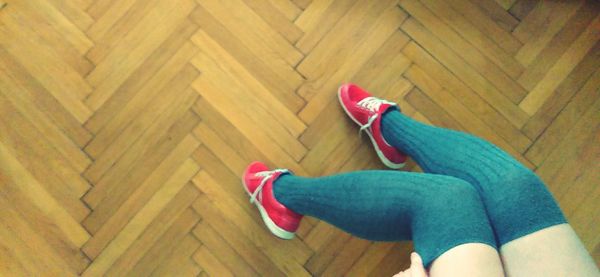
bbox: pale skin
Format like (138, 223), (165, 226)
(395, 224), (599, 277)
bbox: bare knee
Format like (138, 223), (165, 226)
(500, 224), (598, 277)
(430, 243), (504, 277)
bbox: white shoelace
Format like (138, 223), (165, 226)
(356, 97), (394, 137)
(250, 169), (288, 204)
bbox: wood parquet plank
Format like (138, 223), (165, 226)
(403, 64), (534, 168)
(193, 123), (249, 176)
(190, 145), (269, 228)
(270, 0), (303, 20)
(189, 6), (306, 113)
(298, 2), (407, 126)
(405, 88), (465, 131)
(86, 0), (126, 20)
(299, 30), (410, 149)
(0, 48), (92, 147)
(0, 199), (80, 277)
(82, 134), (200, 258)
(84, 0), (196, 110)
(193, 221), (260, 276)
(450, 0), (522, 55)
(191, 57), (306, 162)
(5, 0), (91, 56)
(400, 18), (530, 128)
(536, 98), (600, 256)
(401, 41), (532, 152)
(292, 0), (312, 10)
(149, 234), (202, 276)
(535, 97), (600, 186)
(192, 171), (313, 265)
(82, 84), (199, 209)
(420, 0), (525, 78)
(0, 14), (93, 123)
(300, 74), (412, 176)
(84, 62), (199, 179)
(1, 0), (599, 275)
(192, 171), (313, 276)
(192, 70), (308, 170)
(471, 0), (519, 31)
(0, 142), (90, 268)
(105, 193), (200, 276)
(128, 208), (200, 276)
(297, 0), (404, 99)
(193, 245), (234, 277)
(525, 68), (600, 166)
(83, 18), (199, 133)
(86, 0), (163, 53)
(0, 98), (91, 221)
(519, 13), (599, 115)
(0, 54), (92, 172)
(82, 110), (199, 233)
(81, 159), (199, 276)
(345, 242), (396, 276)
(522, 40), (600, 141)
(367, 242), (413, 276)
(512, 0), (583, 44)
(197, 0), (303, 66)
(508, 0), (537, 20)
(294, 0), (355, 54)
(193, 194), (286, 276)
(191, 97), (305, 177)
(555, 136), (599, 219)
(305, 231), (352, 275)
(191, 29), (307, 139)
(45, 0), (94, 30)
(517, 0), (599, 90)
(321, 237), (373, 276)
(400, 0), (528, 103)
(243, 0), (304, 43)
(0, 4), (93, 76)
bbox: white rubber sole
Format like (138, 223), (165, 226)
(241, 177), (295, 240)
(337, 87), (405, 169)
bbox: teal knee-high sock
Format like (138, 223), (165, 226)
(381, 110), (566, 246)
(273, 171), (496, 266)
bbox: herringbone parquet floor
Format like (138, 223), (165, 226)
(0, 0), (598, 275)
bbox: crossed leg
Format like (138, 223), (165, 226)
(244, 88), (597, 275)
(380, 109), (598, 276)
(272, 171), (505, 276)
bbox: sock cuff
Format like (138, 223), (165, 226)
(420, 238), (499, 268)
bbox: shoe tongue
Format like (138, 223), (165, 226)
(357, 98), (378, 112)
(381, 104), (398, 115)
(262, 169), (289, 180)
(371, 100), (387, 114)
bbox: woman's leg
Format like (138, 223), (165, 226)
(380, 110), (597, 275)
(273, 170), (504, 276)
(500, 224), (598, 276)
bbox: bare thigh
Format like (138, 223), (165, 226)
(428, 243), (505, 277)
(500, 223), (598, 277)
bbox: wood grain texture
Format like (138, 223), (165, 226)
(0, 0), (598, 275)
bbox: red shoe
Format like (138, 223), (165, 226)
(338, 83), (407, 168)
(242, 161), (303, 239)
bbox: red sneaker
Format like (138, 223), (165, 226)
(242, 161), (303, 239)
(338, 83), (407, 168)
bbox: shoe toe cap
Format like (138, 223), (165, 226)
(340, 83), (371, 102)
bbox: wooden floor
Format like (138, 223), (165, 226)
(0, 0), (598, 275)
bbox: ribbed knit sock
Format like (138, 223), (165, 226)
(273, 171), (496, 266)
(381, 110), (566, 246)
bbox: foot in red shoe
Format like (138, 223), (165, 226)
(242, 161), (303, 239)
(338, 83), (407, 169)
